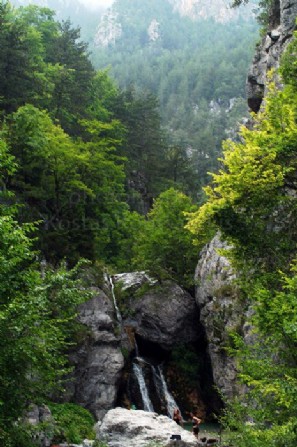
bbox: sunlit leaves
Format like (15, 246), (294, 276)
(186, 81), (297, 267)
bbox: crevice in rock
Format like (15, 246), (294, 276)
(117, 332), (223, 421)
(268, 0), (281, 30)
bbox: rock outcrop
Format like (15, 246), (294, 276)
(66, 273), (206, 420)
(96, 408), (199, 447)
(247, 0), (297, 112)
(94, 10), (122, 47)
(114, 273), (200, 351)
(67, 289), (124, 421)
(168, 0), (256, 23)
(24, 405), (54, 447)
(195, 235), (243, 400)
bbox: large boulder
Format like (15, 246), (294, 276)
(67, 288), (124, 420)
(195, 235), (243, 400)
(115, 273), (200, 351)
(96, 407), (199, 447)
(247, 0), (297, 112)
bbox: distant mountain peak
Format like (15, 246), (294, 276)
(94, 0), (256, 48)
(167, 0), (256, 23)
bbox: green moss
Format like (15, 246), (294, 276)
(213, 283), (236, 299)
(134, 281), (156, 298)
(48, 403), (96, 444)
(93, 441), (109, 447)
(113, 279), (157, 317)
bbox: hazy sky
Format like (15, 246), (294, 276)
(80, 0), (115, 9)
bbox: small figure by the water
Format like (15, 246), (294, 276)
(172, 408), (183, 426)
(190, 412), (202, 438)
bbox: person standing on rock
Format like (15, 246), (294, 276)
(190, 412), (202, 438)
(173, 408), (183, 426)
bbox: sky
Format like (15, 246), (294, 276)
(79, 0), (115, 9)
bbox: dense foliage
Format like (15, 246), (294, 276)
(0, 141), (94, 446)
(0, 0), (200, 267)
(92, 0), (258, 190)
(0, 4), (201, 442)
(3, 0), (294, 445)
(48, 403), (96, 444)
(132, 188), (199, 287)
(187, 28), (297, 446)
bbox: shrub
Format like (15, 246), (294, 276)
(48, 403), (96, 444)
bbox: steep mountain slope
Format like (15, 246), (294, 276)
(11, 0), (104, 42)
(168, 0), (257, 22)
(10, 0), (259, 192)
(92, 0), (259, 190)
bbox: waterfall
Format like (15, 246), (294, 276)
(152, 365), (181, 418)
(133, 359), (154, 412)
(106, 273), (122, 323)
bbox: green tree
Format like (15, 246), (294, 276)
(231, 0), (277, 27)
(186, 79), (297, 272)
(133, 188), (198, 287)
(7, 104), (127, 263)
(0, 1), (48, 114)
(45, 19), (95, 134)
(0, 142), (92, 446)
(113, 89), (169, 212)
(187, 29), (297, 447)
(223, 263), (297, 447)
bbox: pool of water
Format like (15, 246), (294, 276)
(183, 422), (221, 433)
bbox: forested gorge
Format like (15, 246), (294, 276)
(1, 0), (297, 446)
(92, 0), (258, 189)
(0, 1), (200, 266)
(187, 13), (297, 446)
(0, 2), (199, 444)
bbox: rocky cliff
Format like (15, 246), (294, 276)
(65, 271), (223, 421)
(66, 288), (124, 421)
(168, 0), (256, 23)
(247, 0), (297, 112)
(195, 0), (297, 404)
(195, 235), (241, 401)
(94, 0), (257, 47)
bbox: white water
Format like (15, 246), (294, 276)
(133, 360), (154, 412)
(153, 365), (181, 418)
(132, 353), (181, 417)
(106, 274), (122, 323)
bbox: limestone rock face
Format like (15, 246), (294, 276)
(115, 273), (200, 350)
(168, 0), (256, 23)
(247, 0), (297, 112)
(96, 407), (198, 447)
(94, 10), (122, 47)
(68, 289), (124, 421)
(195, 234), (243, 400)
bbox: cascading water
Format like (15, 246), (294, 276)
(131, 340), (181, 416)
(152, 364), (181, 418)
(132, 359), (154, 412)
(105, 273), (122, 323)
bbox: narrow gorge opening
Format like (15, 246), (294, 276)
(117, 332), (223, 422)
